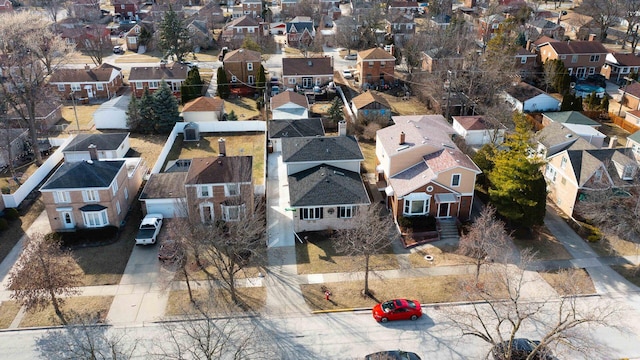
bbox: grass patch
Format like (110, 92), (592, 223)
(125, 133), (169, 171)
(0, 198), (44, 265)
(359, 140), (377, 174)
(408, 244), (473, 268)
(611, 264), (640, 287)
(376, 92), (432, 116)
(165, 287), (266, 316)
(301, 274), (498, 310)
(224, 98), (261, 120)
(589, 235), (640, 257)
(0, 301), (21, 329)
(19, 296), (113, 328)
(538, 268), (596, 295)
(310, 102), (331, 115)
(513, 225), (573, 261)
(165, 132), (265, 185)
(59, 104), (102, 131)
(597, 122), (629, 147)
(295, 231), (399, 275)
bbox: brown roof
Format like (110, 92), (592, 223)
(185, 156), (252, 185)
(358, 47), (396, 61)
(224, 48), (262, 62)
(282, 57), (333, 76)
(507, 82), (547, 102)
(227, 15), (259, 28)
(182, 97), (225, 112)
(543, 40), (608, 55)
(610, 53), (640, 67)
(139, 172), (187, 199)
(625, 82), (640, 99)
(453, 116), (493, 131)
(423, 147), (480, 174)
(270, 91), (309, 109)
(351, 90), (391, 109)
(533, 35), (558, 46)
(128, 62), (188, 81)
(49, 63), (121, 83)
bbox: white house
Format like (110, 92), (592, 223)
(182, 96), (225, 122)
(504, 82), (560, 113)
(62, 133), (131, 163)
(451, 115), (506, 146)
(627, 130), (640, 161)
(93, 95), (130, 130)
(270, 91), (310, 119)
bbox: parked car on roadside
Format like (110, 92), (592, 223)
(372, 299), (422, 323)
(342, 69), (353, 79)
(365, 350), (422, 360)
(491, 339), (556, 360)
(344, 53), (357, 60)
(113, 45), (124, 54)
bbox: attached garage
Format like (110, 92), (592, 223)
(139, 172), (187, 218)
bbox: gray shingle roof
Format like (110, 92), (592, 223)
(543, 111), (600, 126)
(282, 57), (333, 76)
(628, 130), (640, 144)
(139, 172), (187, 199)
(63, 133), (129, 152)
(268, 118), (325, 138)
(128, 63), (188, 81)
(535, 122), (596, 156)
(288, 164), (370, 207)
(282, 136), (363, 162)
(41, 160), (124, 189)
(185, 156), (252, 185)
(565, 148), (637, 186)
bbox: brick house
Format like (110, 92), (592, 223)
(538, 38), (608, 79)
(241, 0), (263, 18)
(282, 57), (334, 91)
(128, 62), (188, 98)
(0, 0), (13, 13)
(40, 155), (146, 232)
(49, 63), (124, 101)
(112, 0), (143, 19)
(421, 49), (464, 75)
(59, 24), (111, 50)
(221, 15), (260, 47)
(222, 48), (262, 94)
(356, 47), (396, 90)
(286, 16), (315, 48)
(601, 53), (640, 84)
(621, 82), (640, 111)
(73, 0), (102, 21)
(385, 13), (415, 44)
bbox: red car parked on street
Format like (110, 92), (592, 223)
(372, 299), (422, 323)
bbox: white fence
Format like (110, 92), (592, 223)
(2, 136), (73, 208)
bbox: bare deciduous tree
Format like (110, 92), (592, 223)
(83, 25), (112, 66)
(579, 0), (621, 41)
(622, 0), (640, 50)
(7, 233), (82, 325)
(38, 0), (66, 23)
(447, 251), (618, 359)
(332, 204), (396, 297)
(36, 313), (138, 359)
(0, 12), (76, 165)
(457, 205), (512, 283)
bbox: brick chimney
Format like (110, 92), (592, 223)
(399, 132), (405, 145)
(218, 138), (226, 156)
(588, 33), (597, 42)
(88, 144), (98, 161)
(84, 64), (90, 70)
(338, 120), (347, 136)
(160, 61), (166, 69)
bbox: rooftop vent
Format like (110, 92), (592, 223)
(333, 170), (344, 176)
(308, 60), (313, 66)
(565, 134), (573, 138)
(396, 145), (410, 152)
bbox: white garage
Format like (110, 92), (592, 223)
(94, 95), (130, 130)
(139, 172), (187, 218)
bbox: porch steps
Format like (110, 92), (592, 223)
(438, 218), (459, 242)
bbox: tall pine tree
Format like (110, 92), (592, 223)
(217, 67), (230, 99)
(138, 88), (156, 134)
(256, 65), (266, 93)
(153, 80), (181, 134)
(488, 113), (546, 228)
(181, 67), (204, 104)
(158, 5), (192, 62)
(126, 95), (141, 131)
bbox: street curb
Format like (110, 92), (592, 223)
(312, 307), (370, 314)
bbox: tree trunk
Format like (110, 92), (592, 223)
(475, 260), (481, 284)
(230, 274), (238, 304)
(26, 102), (43, 166)
(183, 266), (194, 304)
(50, 291), (67, 325)
(363, 254), (371, 297)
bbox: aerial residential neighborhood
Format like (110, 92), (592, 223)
(2, 0), (640, 358)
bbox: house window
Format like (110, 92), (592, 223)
(124, 187), (129, 200)
(171, 82), (180, 92)
(54, 191), (70, 204)
(83, 190), (100, 202)
(368, 61), (374, 67)
(248, 27), (254, 33)
(248, 75), (255, 84)
(588, 67), (595, 75)
(623, 165), (636, 180)
(546, 165), (557, 183)
(57, 84), (65, 91)
(590, 55), (600, 62)
(301, 207), (323, 220)
(135, 82), (143, 89)
(289, 78), (296, 84)
(247, 63), (253, 71)
(222, 204), (246, 221)
(403, 192), (430, 216)
(633, 143), (640, 154)
(315, 78), (321, 85)
(231, 75), (238, 83)
(82, 209), (109, 228)
(71, 83), (81, 91)
(97, 83), (104, 91)
(380, 62), (385, 67)
(149, 81), (159, 89)
(198, 185), (210, 198)
(561, 55), (566, 60)
(112, 181), (118, 195)
(520, 57), (527, 64)
(491, 23), (499, 29)
(116, 201), (121, 215)
(451, 174), (461, 187)
(560, 157), (567, 169)
(594, 169), (603, 182)
(571, 55), (578, 63)
(338, 205), (356, 218)
(225, 183), (240, 196)
(121, 4), (125, 9)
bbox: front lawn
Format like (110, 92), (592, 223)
(611, 264), (640, 287)
(408, 243), (473, 268)
(538, 268), (596, 295)
(0, 301), (21, 329)
(0, 198), (44, 265)
(165, 288), (266, 316)
(19, 296), (113, 328)
(512, 225), (573, 261)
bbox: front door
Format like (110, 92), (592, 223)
(576, 67), (587, 79)
(200, 203), (214, 224)
(438, 203), (450, 218)
(86, 87), (94, 98)
(61, 211), (75, 229)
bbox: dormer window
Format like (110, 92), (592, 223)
(622, 165), (636, 180)
(560, 157), (567, 169)
(594, 169), (603, 182)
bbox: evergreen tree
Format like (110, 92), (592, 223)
(126, 95), (141, 131)
(328, 97), (344, 124)
(153, 80), (181, 134)
(488, 113), (546, 228)
(217, 67), (230, 99)
(158, 5), (192, 62)
(181, 67), (204, 104)
(256, 65), (266, 93)
(544, 59), (571, 94)
(139, 26), (152, 47)
(600, 96), (609, 112)
(473, 144), (496, 189)
(515, 32), (526, 47)
(138, 88), (156, 134)
(241, 37), (262, 52)
(227, 110), (238, 121)
(560, 93), (583, 111)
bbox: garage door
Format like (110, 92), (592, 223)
(145, 200), (183, 218)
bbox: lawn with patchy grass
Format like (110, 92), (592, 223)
(126, 133), (170, 170)
(224, 98), (261, 120)
(611, 264), (640, 287)
(408, 243), (473, 268)
(538, 268), (596, 295)
(513, 226), (573, 261)
(376, 92), (432, 116)
(0, 198), (44, 265)
(19, 296), (113, 328)
(359, 140), (377, 174)
(589, 235), (640, 257)
(165, 288), (266, 316)
(295, 231), (399, 274)
(164, 132), (265, 185)
(59, 104), (102, 132)
(0, 301), (21, 329)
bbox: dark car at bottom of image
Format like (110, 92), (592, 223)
(491, 338), (556, 360)
(365, 350), (421, 360)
